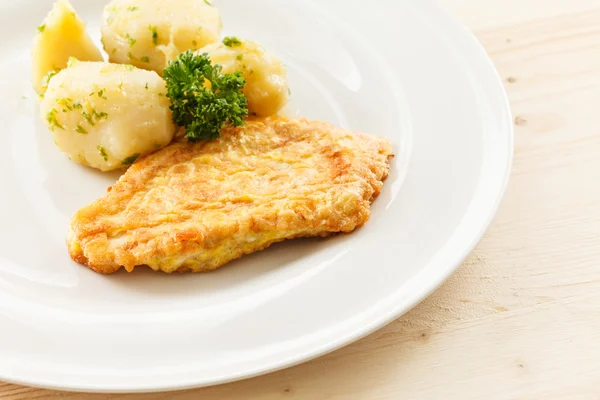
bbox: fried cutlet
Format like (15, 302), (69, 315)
(67, 116), (394, 273)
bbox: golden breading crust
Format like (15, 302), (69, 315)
(67, 116), (394, 273)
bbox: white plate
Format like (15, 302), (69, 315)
(0, 0), (512, 393)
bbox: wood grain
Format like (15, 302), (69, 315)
(4, 0), (600, 398)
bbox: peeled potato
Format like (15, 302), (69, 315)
(199, 38), (289, 117)
(31, 0), (104, 94)
(40, 60), (176, 171)
(101, 0), (222, 75)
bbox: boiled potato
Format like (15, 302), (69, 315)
(31, 0), (104, 94)
(101, 0), (222, 75)
(40, 60), (176, 171)
(199, 38), (289, 117)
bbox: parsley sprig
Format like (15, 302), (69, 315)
(162, 51), (248, 142)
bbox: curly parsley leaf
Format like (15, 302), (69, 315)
(162, 51), (248, 142)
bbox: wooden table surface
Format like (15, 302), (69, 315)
(4, 0), (600, 398)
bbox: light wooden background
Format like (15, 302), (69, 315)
(4, 0), (600, 398)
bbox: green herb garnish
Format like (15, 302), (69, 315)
(41, 70), (58, 89)
(149, 25), (158, 45)
(127, 6), (139, 11)
(37, 24), (46, 33)
(67, 57), (78, 68)
(82, 111), (94, 126)
(222, 36), (242, 47)
(162, 51), (248, 142)
(141, 56), (150, 63)
(127, 34), (136, 47)
(203, 0), (212, 5)
(93, 110), (108, 120)
(122, 153), (140, 165)
(81, 109), (107, 127)
(57, 97), (74, 112)
(97, 145), (108, 161)
(46, 109), (64, 131)
(75, 125), (88, 134)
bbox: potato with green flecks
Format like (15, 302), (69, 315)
(31, 0), (103, 94)
(198, 37), (289, 117)
(40, 60), (176, 171)
(101, 0), (222, 75)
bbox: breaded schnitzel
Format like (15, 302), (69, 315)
(67, 116), (393, 274)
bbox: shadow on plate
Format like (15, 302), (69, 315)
(104, 236), (336, 297)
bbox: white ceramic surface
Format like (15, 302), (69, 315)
(0, 0), (513, 392)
